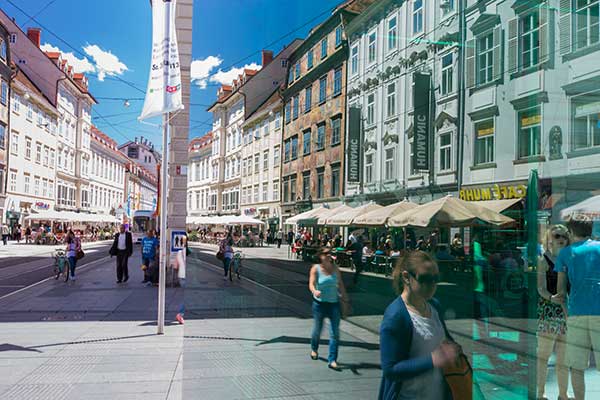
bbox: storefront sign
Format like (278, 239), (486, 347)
(575, 101), (600, 118)
(412, 73), (431, 172)
(35, 202), (50, 210)
(459, 183), (527, 201)
(347, 106), (362, 183)
(521, 114), (541, 127)
(243, 207), (257, 216)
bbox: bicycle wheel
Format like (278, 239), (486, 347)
(63, 259), (70, 282)
(54, 262), (60, 280)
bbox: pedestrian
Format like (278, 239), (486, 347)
(65, 230), (82, 281)
(16, 225), (22, 243)
(346, 234), (364, 285)
(537, 224), (573, 400)
(378, 251), (460, 400)
(287, 230), (294, 245)
(258, 230), (264, 247)
(110, 224), (133, 283)
(1, 223), (9, 245)
(276, 229), (283, 248)
(141, 229), (159, 285)
(553, 214), (600, 400)
(308, 247), (350, 371)
(174, 236), (188, 325)
(219, 233), (234, 280)
(25, 226), (32, 244)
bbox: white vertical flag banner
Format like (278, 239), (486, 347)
(139, 0), (184, 120)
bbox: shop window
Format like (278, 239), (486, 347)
(572, 93), (600, 150)
(517, 106), (542, 158)
(474, 119), (495, 164)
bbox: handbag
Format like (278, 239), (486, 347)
(442, 353), (473, 400)
(216, 250), (224, 261)
(76, 249), (85, 260)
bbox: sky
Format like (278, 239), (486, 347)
(1, 0), (345, 146)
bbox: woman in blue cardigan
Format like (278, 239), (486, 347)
(379, 251), (460, 400)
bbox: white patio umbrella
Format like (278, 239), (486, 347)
(560, 194), (600, 220)
(353, 200), (418, 226)
(325, 203), (383, 226)
(316, 205), (353, 225)
(285, 206), (329, 225)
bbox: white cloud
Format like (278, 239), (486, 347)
(191, 56), (223, 88)
(40, 42), (128, 81)
(40, 43), (95, 74)
(83, 44), (129, 81)
(190, 56), (262, 89)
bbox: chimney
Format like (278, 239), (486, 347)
(261, 50), (273, 67)
(134, 137), (138, 143)
(27, 28), (41, 48)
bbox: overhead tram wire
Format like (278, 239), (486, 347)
(20, 0), (58, 27)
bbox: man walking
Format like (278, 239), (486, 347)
(141, 229), (159, 285)
(554, 214), (600, 400)
(276, 229), (283, 248)
(110, 224), (133, 283)
(1, 224), (9, 245)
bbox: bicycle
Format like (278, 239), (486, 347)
(53, 248), (69, 282)
(229, 250), (243, 281)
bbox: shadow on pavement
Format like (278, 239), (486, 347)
(255, 335), (380, 350)
(0, 333), (158, 353)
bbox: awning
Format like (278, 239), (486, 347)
(24, 210), (120, 223)
(324, 203), (383, 226)
(560, 194), (600, 220)
(284, 206), (328, 225)
(353, 200), (418, 226)
(477, 198), (523, 213)
(316, 205), (353, 225)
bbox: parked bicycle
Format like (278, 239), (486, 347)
(53, 248), (69, 282)
(229, 250), (243, 281)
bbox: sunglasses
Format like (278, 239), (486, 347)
(408, 271), (440, 285)
(552, 233), (568, 240)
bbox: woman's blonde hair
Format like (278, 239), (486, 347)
(391, 250), (436, 294)
(543, 224), (570, 251)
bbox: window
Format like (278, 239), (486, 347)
(367, 93), (375, 125)
(275, 112), (281, 129)
(43, 146), (49, 167)
(320, 37), (328, 59)
(284, 139), (291, 162)
(273, 180), (279, 200)
(409, 140), (416, 175)
(295, 62), (301, 80)
(333, 67), (342, 96)
(388, 16), (398, 50)
(283, 178), (290, 202)
(9, 33), (16, 44)
(0, 125), (4, 149)
(441, 53), (454, 96)
(37, 110), (43, 126)
(262, 183), (268, 202)
(35, 142), (42, 164)
(315, 124), (325, 150)
(263, 120), (269, 136)
(253, 185), (259, 202)
(413, 0), (424, 34)
(274, 145), (280, 165)
(439, 133), (452, 171)
(23, 174), (30, 194)
(572, 94), (600, 150)
(285, 101), (291, 123)
(263, 150), (269, 170)
(12, 94), (20, 113)
(305, 86), (312, 113)
(290, 176), (297, 201)
(291, 136), (298, 159)
(474, 119), (495, 164)
(365, 154), (374, 183)
(34, 176), (40, 196)
(310, 170), (322, 199)
(42, 179), (48, 198)
(293, 95), (299, 120)
(0, 80), (7, 105)
(385, 148), (395, 181)
(302, 173), (311, 199)
(49, 149), (55, 168)
(9, 170), (16, 192)
(27, 103), (33, 120)
(0, 39), (5, 60)
(319, 75), (327, 103)
(288, 67), (294, 84)
(331, 166), (340, 197)
(10, 132), (18, 155)
(520, 11), (540, 69)
(575, 0), (600, 50)
(477, 32), (494, 85)
(442, 0), (455, 15)
(307, 50), (314, 69)
(368, 31), (377, 63)
(351, 45), (359, 75)
(303, 129), (312, 155)
(335, 25), (343, 47)
(387, 83), (396, 118)
(331, 117), (341, 145)
(518, 107), (542, 158)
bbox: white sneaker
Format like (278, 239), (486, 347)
(223, 276), (228, 281)
(70, 276), (76, 281)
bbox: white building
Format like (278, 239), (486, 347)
(5, 67), (59, 226)
(240, 92), (283, 231)
(89, 127), (127, 216)
(118, 137), (160, 178)
(345, 0), (460, 205)
(187, 133), (213, 216)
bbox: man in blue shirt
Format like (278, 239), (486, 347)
(141, 229), (159, 285)
(554, 214), (600, 400)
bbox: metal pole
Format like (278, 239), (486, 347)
(157, 114), (169, 335)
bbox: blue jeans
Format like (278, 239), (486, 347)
(68, 256), (77, 277)
(311, 300), (341, 363)
(223, 257), (231, 276)
(178, 278), (185, 315)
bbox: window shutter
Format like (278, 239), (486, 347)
(539, 4), (551, 64)
(559, 0), (571, 55)
(492, 25), (503, 82)
(507, 18), (518, 74)
(466, 38), (476, 88)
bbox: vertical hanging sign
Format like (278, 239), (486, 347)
(347, 106), (362, 183)
(412, 73), (431, 172)
(139, 0), (184, 121)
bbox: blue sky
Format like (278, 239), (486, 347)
(1, 0), (344, 146)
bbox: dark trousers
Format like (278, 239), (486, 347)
(353, 259), (363, 284)
(277, 239), (282, 248)
(116, 250), (130, 281)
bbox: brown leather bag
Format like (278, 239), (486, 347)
(443, 353), (473, 400)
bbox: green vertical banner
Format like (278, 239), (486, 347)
(526, 168), (539, 400)
(413, 73), (431, 172)
(347, 106), (362, 183)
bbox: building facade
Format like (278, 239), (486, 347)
(5, 67), (59, 228)
(0, 21), (11, 224)
(89, 127), (127, 217)
(187, 133), (213, 216)
(118, 137), (160, 178)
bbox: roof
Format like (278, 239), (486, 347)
(188, 132), (212, 151)
(13, 66), (57, 114)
